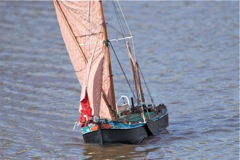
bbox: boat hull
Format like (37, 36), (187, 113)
(83, 124), (148, 144)
(82, 112), (168, 144)
(146, 113), (169, 136)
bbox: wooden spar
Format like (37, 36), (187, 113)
(136, 63), (145, 103)
(126, 43), (140, 104)
(132, 61), (140, 103)
(99, 1), (117, 114)
(126, 42), (145, 104)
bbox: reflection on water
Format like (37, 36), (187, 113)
(0, 1), (239, 159)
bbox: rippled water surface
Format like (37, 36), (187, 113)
(0, 1), (239, 159)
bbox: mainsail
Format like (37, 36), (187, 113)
(54, 0), (117, 120)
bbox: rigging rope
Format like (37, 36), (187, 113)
(112, 0), (137, 99)
(108, 41), (136, 101)
(110, 0), (154, 104)
(115, 0), (131, 38)
(106, 23), (124, 37)
(115, 0), (137, 60)
(137, 63), (154, 104)
(112, 0), (139, 94)
(112, 0), (127, 37)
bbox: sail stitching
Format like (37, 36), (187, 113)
(55, 0), (117, 120)
(55, 0), (87, 63)
(62, 1), (103, 49)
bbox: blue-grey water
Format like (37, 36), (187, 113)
(0, 1), (239, 159)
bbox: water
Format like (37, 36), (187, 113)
(0, 1), (239, 159)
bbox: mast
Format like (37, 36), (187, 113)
(99, 0), (116, 110)
(126, 42), (145, 104)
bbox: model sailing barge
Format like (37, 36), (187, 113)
(54, 0), (168, 144)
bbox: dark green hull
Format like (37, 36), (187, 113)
(82, 112), (168, 144)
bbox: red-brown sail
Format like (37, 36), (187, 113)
(54, 0), (116, 120)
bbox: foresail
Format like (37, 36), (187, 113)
(54, 0), (116, 120)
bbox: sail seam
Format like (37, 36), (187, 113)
(54, 0), (88, 63)
(54, 0), (117, 120)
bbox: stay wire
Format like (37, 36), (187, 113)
(112, 0), (137, 95)
(138, 63), (154, 104)
(112, 0), (127, 38)
(106, 23), (124, 37)
(108, 41), (136, 101)
(115, 0), (137, 60)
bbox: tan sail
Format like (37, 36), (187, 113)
(126, 42), (145, 104)
(54, 0), (116, 120)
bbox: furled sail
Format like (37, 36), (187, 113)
(54, 0), (117, 120)
(126, 42), (144, 104)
